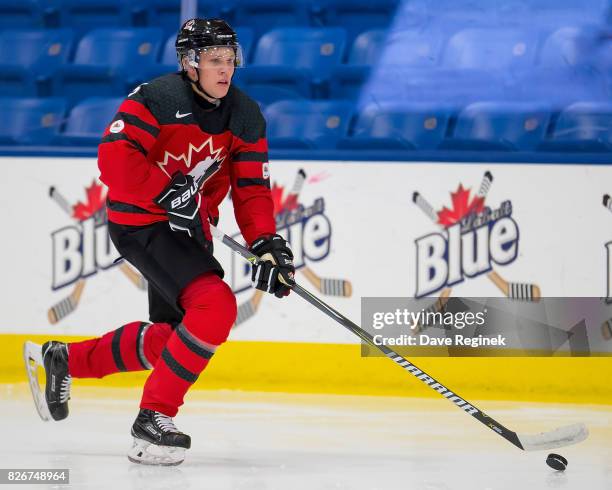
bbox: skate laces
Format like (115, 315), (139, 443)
(59, 375), (72, 403)
(154, 413), (179, 433)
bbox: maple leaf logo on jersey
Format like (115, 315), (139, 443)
(156, 136), (227, 185)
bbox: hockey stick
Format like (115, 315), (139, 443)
(234, 168), (308, 326)
(284, 169), (353, 297)
(413, 178), (541, 301)
(603, 194), (612, 214)
(49, 186), (148, 291)
(118, 262), (148, 291)
(602, 318), (612, 341)
(235, 289), (265, 326)
(412, 287), (451, 335)
(301, 266), (353, 297)
(48, 279), (85, 324)
(210, 223), (587, 451)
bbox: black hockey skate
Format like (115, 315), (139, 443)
(42, 341), (72, 421)
(24, 340), (72, 422)
(128, 409), (191, 466)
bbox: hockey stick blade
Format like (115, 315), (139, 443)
(210, 224), (589, 452)
(517, 423), (588, 451)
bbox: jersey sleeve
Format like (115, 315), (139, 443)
(98, 85), (169, 202)
(229, 106), (276, 246)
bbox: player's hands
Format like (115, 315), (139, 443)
(154, 172), (209, 249)
(249, 234), (295, 298)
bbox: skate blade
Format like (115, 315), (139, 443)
(127, 438), (186, 466)
(23, 341), (51, 422)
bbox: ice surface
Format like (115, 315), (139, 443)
(0, 385), (610, 490)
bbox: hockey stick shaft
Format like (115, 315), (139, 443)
(209, 225), (529, 450)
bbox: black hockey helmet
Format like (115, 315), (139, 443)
(175, 18), (244, 68)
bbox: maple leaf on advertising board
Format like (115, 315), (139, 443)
(271, 182), (285, 217)
(73, 180), (107, 221)
(437, 184), (484, 227)
(271, 182), (302, 217)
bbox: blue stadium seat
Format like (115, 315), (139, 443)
(145, 0), (231, 34)
(538, 26), (599, 69)
(442, 28), (538, 71)
(329, 29), (387, 100)
(543, 101), (612, 152)
(442, 102), (551, 151)
(331, 27), (449, 102)
(52, 28), (164, 105)
(232, 0), (311, 40)
(509, 69), (607, 107)
(0, 97), (66, 145)
(241, 85), (304, 111)
(159, 34), (180, 69)
(0, 29), (74, 96)
(54, 97), (123, 146)
(356, 67), (504, 109)
(337, 103), (451, 150)
(264, 100), (353, 149)
(524, 0), (610, 27)
(380, 28), (445, 67)
(53, 0), (135, 32)
(0, 0), (43, 28)
(314, 0), (399, 45)
(242, 27), (347, 97)
(235, 27), (255, 64)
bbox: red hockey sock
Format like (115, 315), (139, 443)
(140, 273), (237, 416)
(68, 321), (172, 378)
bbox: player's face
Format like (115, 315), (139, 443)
(196, 47), (235, 98)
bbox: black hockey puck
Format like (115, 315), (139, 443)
(546, 453), (568, 471)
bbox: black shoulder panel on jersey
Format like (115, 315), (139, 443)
(228, 85), (266, 143)
(136, 73), (194, 125)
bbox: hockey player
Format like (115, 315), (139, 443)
(25, 18), (295, 466)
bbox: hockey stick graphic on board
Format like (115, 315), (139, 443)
(48, 279), (86, 324)
(286, 169), (353, 297)
(234, 168), (352, 326)
(413, 171), (541, 301)
(413, 172), (495, 334)
(49, 186), (148, 291)
(211, 223), (588, 451)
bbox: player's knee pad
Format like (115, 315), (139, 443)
(141, 322), (173, 367)
(179, 272), (237, 346)
(116, 321), (173, 370)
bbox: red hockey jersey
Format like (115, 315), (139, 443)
(98, 73), (275, 245)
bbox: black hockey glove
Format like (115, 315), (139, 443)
(154, 172), (208, 249)
(249, 234), (295, 298)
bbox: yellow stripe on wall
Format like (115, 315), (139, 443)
(5, 334), (611, 404)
